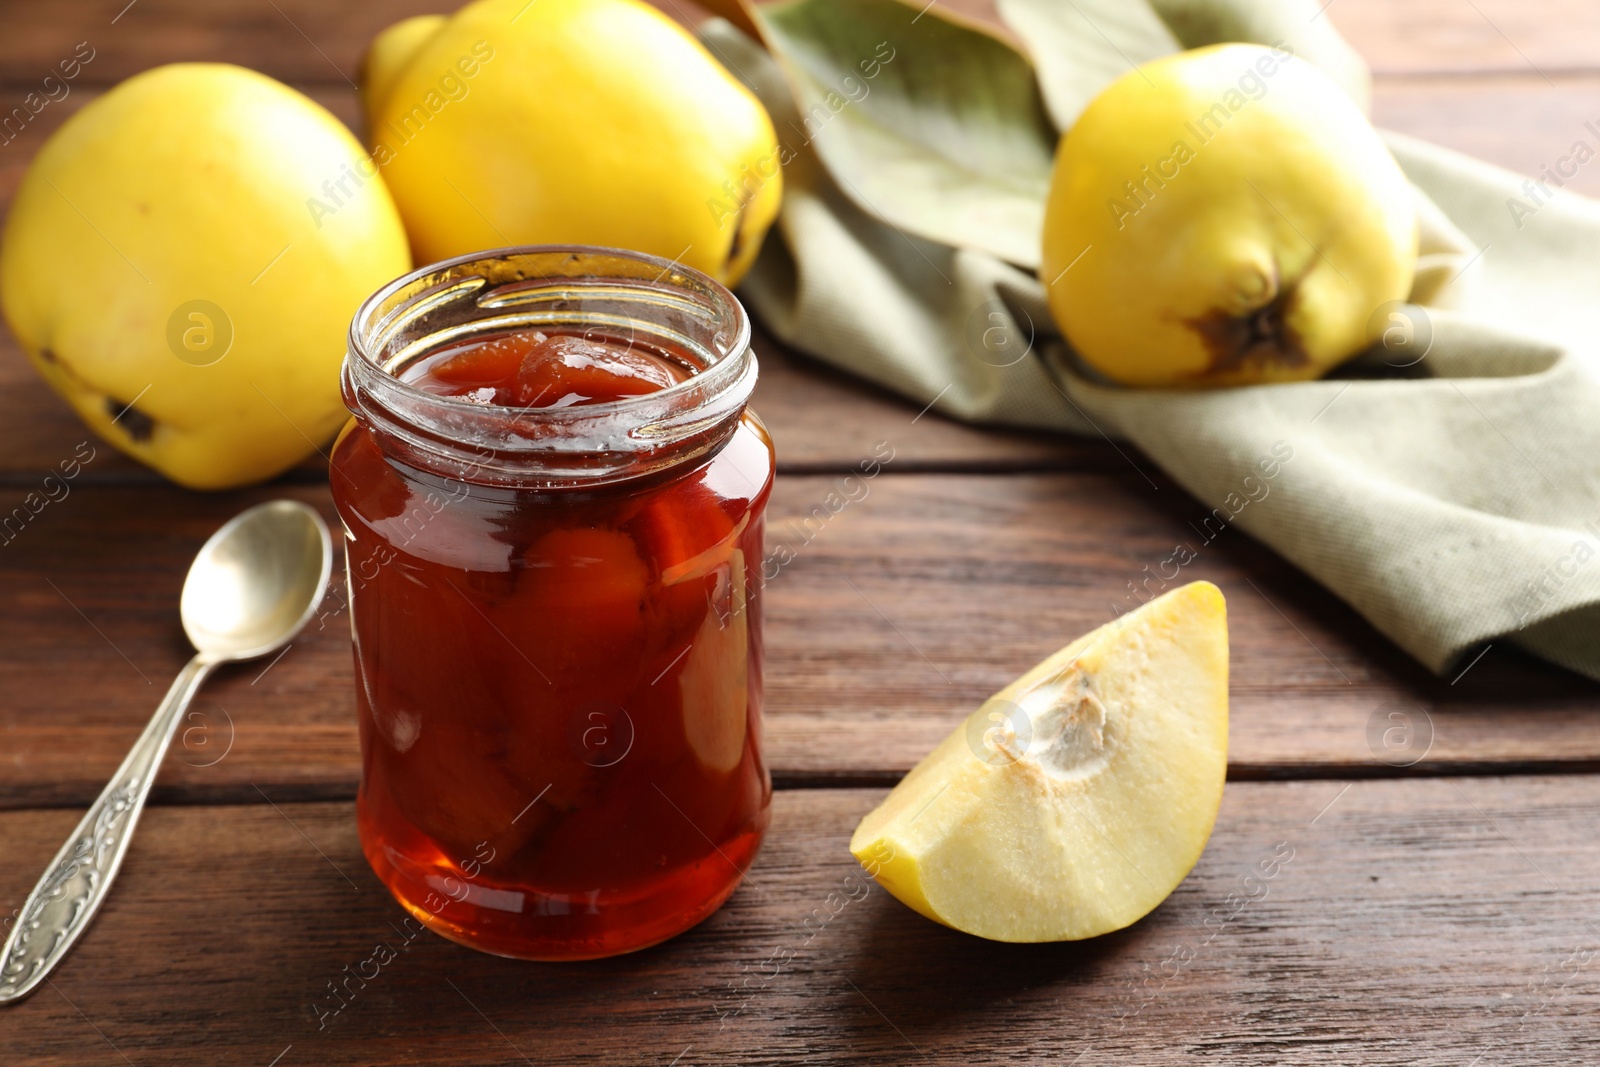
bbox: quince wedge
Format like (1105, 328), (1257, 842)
(850, 581), (1228, 942)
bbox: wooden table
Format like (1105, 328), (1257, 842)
(4, 2), (1599, 1063)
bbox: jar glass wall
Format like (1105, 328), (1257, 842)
(331, 246), (773, 960)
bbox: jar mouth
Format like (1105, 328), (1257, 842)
(344, 245), (757, 487)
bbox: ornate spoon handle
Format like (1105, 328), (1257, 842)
(0, 655), (214, 1003)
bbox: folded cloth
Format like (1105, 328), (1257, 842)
(709, 16), (1600, 682)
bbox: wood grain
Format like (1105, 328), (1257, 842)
(2, 779), (1598, 1065)
(1330, 0), (1600, 77)
(1, 475), (1594, 809)
(1, 0), (1596, 85)
(1372, 74), (1600, 198)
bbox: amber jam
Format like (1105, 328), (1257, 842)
(332, 248), (773, 960)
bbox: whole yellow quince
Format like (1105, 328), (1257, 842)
(1, 63), (410, 489)
(1041, 44), (1416, 387)
(359, 0), (782, 286)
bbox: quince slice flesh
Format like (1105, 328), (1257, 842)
(850, 581), (1228, 942)
(679, 549), (749, 774)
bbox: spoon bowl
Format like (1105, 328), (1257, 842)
(181, 500), (333, 661)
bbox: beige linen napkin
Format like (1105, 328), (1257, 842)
(708, 15), (1600, 682)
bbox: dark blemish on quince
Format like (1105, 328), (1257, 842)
(105, 395), (155, 442)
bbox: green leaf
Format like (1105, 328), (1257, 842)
(994, 0), (1180, 128)
(997, 0), (1369, 129)
(1145, 0), (1369, 110)
(755, 0), (1057, 268)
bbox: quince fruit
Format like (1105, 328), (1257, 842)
(850, 582), (1228, 942)
(361, 15), (447, 119)
(1041, 44), (1416, 387)
(0, 63), (410, 489)
(360, 0), (782, 286)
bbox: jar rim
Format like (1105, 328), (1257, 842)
(342, 244), (758, 487)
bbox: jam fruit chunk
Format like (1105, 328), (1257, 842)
(514, 333), (679, 406)
(678, 550), (750, 774)
(406, 329), (688, 408)
(510, 527), (650, 681)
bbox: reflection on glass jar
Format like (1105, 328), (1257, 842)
(331, 246), (773, 960)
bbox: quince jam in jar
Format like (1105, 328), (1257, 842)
(331, 247), (773, 960)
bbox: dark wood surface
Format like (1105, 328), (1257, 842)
(6, 781), (1600, 1065)
(4, 476), (1597, 810)
(2, 1), (1597, 1063)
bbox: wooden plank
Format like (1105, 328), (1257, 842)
(2, 0), (1598, 88)
(758, 472), (1600, 782)
(1372, 74), (1600, 199)
(752, 336), (1095, 473)
(2, 475), (1595, 809)
(1330, 0), (1600, 77)
(0, 0), (722, 88)
(2, 779), (1598, 1063)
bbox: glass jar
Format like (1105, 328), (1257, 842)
(330, 246), (773, 960)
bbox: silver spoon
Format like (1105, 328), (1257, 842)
(0, 499), (332, 1003)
